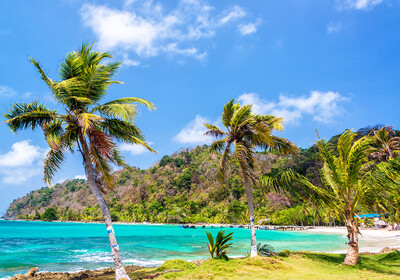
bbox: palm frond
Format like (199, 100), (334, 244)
(221, 99), (237, 129)
(89, 140), (115, 190)
(230, 104), (252, 131)
(217, 142), (232, 185)
(3, 100), (56, 132)
(204, 123), (227, 138)
(43, 119), (64, 149)
(101, 118), (156, 153)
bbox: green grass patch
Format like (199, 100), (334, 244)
(90, 251), (400, 279)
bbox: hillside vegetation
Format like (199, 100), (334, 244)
(4, 125), (396, 226)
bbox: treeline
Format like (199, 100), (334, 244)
(6, 125), (398, 226)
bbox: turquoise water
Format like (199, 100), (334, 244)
(0, 220), (347, 279)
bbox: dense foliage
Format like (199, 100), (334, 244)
(5, 126), (400, 227)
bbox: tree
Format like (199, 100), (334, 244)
(204, 99), (297, 257)
(41, 207), (58, 221)
(369, 126), (400, 161)
(264, 130), (400, 265)
(4, 44), (155, 280)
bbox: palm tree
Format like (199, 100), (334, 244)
(4, 44), (156, 280)
(263, 130), (400, 265)
(369, 126), (400, 161)
(204, 99), (297, 257)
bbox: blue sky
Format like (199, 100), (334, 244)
(0, 0), (399, 214)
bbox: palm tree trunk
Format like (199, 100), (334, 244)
(79, 133), (130, 280)
(344, 213), (359, 265)
(242, 172), (257, 257)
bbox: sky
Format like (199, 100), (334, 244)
(0, 0), (399, 214)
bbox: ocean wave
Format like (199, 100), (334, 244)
(71, 249), (88, 253)
(76, 252), (113, 263)
(74, 251), (164, 267)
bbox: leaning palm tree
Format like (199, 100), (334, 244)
(204, 99), (297, 257)
(4, 44), (156, 280)
(263, 130), (400, 265)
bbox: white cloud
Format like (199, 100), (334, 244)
(122, 54), (140, 67)
(74, 175), (87, 180)
(174, 115), (214, 144)
(0, 140), (48, 185)
(219, 5), (246, 25)
(326, 21), (342, 34)
(336, 0), (384, 10)
(120, 142), (154, 155)
(0, 140), (44, 167)
(238, 91), (348, 124)
(238, 19), (261, 35)
(2, 168), (42, 185)
(81, 1), (250, 63)
(0, 86), (16, 97)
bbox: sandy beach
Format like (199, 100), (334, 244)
(307, 227), (400, 253)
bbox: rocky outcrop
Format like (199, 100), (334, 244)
(10, 265), (143, 280)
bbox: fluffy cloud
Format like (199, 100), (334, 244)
(81, 0), (250, 63)
(238, 19), (261, 35)
(0, 140), (47, 185)
(120, 142), (154, 155)
(0, 140), (45, 167)
(174, 115), (213, 144)
(336, 0), (384, 10)
(238, 91), (348, 124)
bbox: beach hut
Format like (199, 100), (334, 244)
(373, 220), (387, 228)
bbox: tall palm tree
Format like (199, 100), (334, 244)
(263, 130), (400, 265)
(204, 99), (297, 257)
(4, 44), (156, 280)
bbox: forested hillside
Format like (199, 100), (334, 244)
(4, 125), (395, 225)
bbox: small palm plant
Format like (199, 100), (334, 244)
(206, 230), (234, 260)
(257, 243), (276, 257)
(3, 44), (156, 280)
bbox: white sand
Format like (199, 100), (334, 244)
(307, 227), (400, 253)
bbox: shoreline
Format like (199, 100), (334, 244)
(5, 248), (400, 280)
(3, 220), (400, 279)
(4, 219), (400, 253)
(306, 227), (400, 253)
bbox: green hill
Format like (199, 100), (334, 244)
(4, 125), (394, 225)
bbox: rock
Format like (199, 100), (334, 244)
(378, 247), (399, 254)
(10, 264), (144, 280)
(10, 275), (28, 280)
(26, 267), (38, 277)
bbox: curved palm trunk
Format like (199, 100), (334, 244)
(242, 171), (257, 257)
(79, 134), (130, 280)
(344, 212), (359, 265)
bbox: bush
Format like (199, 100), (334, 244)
(41, 207), (58, 221)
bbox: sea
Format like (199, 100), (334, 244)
(0, 220), (348, 279)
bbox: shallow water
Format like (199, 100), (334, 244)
(0, 220), (347, 278)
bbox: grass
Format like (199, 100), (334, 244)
(91, 251), (400, 279)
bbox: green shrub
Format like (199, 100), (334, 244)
(41, 207), (58, 221)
